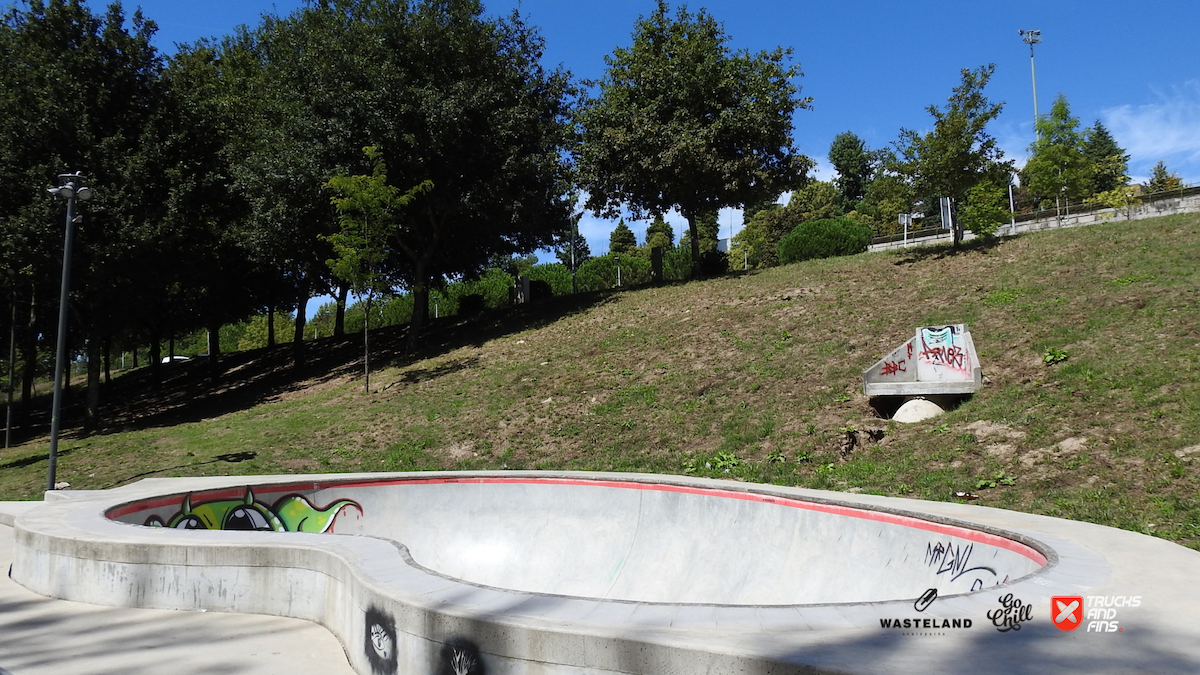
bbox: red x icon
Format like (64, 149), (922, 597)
(1052, 596), (1084, 632)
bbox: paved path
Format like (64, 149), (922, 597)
(0, 519), (355, 675)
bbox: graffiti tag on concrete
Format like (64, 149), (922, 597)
(143, 488), (361, 532)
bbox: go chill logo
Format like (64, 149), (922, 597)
(1052, 595), (1140, 633)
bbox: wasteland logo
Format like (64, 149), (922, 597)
(987, 593), (1033, 632)
(879, 617), (974, 629)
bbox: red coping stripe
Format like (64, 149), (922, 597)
(105, 476), (1047, 566)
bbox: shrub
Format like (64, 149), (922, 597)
(662, 247), (692, 281)
(776, 217), (872, 265)
(576, 254), (652, 292)
(451, 268), (514, 310)
(528, 263), (573, 297)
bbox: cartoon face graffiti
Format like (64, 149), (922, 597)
(370, 623), (394, 661)
(364, 607), (398, 674)
(143, 488), (360, 533)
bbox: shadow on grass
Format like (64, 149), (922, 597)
(104, 451), (258, 489)
(891, 234), (1009, 265)
(0, 448), (70, 471)
(32, 287), (621, 441)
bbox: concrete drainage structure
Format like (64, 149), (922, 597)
(864, 324), (982, 422)
(10, 471), (1200, 674)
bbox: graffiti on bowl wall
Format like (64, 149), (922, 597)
(143, 488), (361, 532)
(439, 638), (485, 675)
(364, 606), (398, 675)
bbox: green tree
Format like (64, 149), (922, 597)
(237, 0), (575, 352)
(678, 211), (721, 254)
(0, 0), (179, 426)
(729, 205), (783, 269)
(728, 181), (843, 269)
(159, 38), (263, 372)
(828, 131), (874, 206)
(324, 146), (432, 392)
(237, 312), (296, 351)
(1145, 160), (1184, 194)
(1020, 94), (1090, 210)
(958, 179), (1010, 239)
(608, 219), (638, 255)
(1083, 120), (1129, 195)
(644, 216), (675, 251)
(892, 64), (1012, 246)
(554, 222), (591, 269)
(787, 180), (844, 223)
(855, 163), (914, 237)
(577, 0), (813, 278)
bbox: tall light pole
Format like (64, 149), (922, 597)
(1019, 29), (1042, 138)
(5, 269), (15, 450)
(46, 172), (93, 491)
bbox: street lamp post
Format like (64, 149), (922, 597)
(5, 269), (15, 450)
(1019, 29), (1042, 138)
(46, 172), (93, 491)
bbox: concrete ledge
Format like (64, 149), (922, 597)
(10, 472), (1200, 674)
(0, 501), (39, 527)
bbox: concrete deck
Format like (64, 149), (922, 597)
(0, 521), (356, 675)
(6, 471), (1200, 674)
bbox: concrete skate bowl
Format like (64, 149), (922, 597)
(19, 472), (1141, 675)
(106, 475), (1047, 605)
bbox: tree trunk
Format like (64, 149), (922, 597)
(407, 262), (430, 352)
(103, 336), (111, 385)
(20, 289), (35, 421)
(686, 212), (701, 279)
(267, 301), (276, 347)
(207, 317), (222, 380)
(293, 278), (309, 367)
(149, 330), (161, 388)
(85, 332), (101, 432)
(132, 346), (138, 369)
(951, 202), (963, 247)
(334, 285), (348, 337)
(363, 293), (371, 393)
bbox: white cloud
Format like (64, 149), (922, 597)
(809, 159), (836, 183)
(1102, 80), (1200, 184)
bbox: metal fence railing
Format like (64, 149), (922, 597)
(870, 183), (1200, 247)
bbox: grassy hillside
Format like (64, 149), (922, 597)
(3, 213), (1198, 549)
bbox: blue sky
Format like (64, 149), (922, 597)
(86, 0), (1200, 310)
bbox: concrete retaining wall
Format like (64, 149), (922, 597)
(870, 189), (1200, 252)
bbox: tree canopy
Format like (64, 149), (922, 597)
(1021, 94), (1090, 207)
(1083, 120), (1129, 195)
(891, 64), (1012, 245)
(1145, 160), (1184, 194)
(608, 219), (638, 255)
(644, 216), (675, 251)
(576, 0), (812, 277)
(828, 132), (874, 206)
